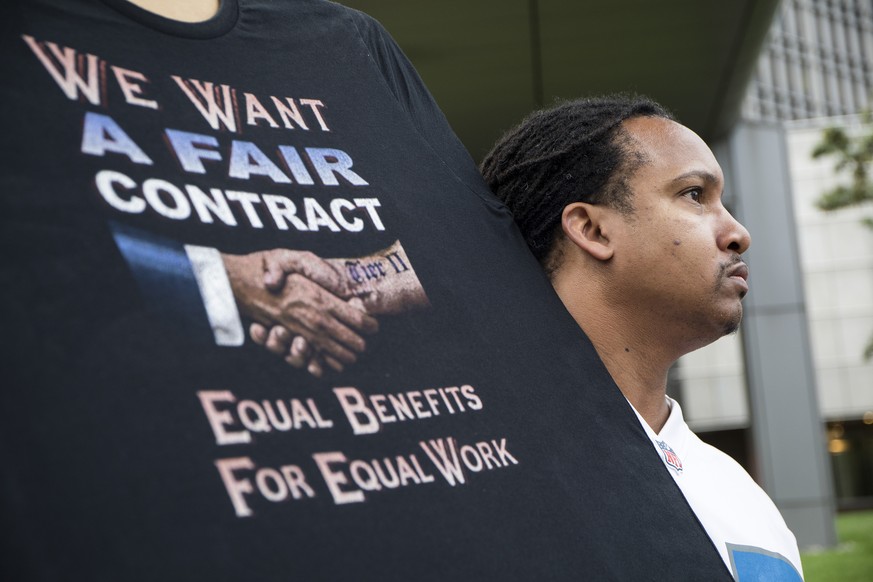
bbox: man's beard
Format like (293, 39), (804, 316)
(714, 257), (745, 336)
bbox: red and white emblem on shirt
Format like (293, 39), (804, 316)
(656, 440), (683, 473)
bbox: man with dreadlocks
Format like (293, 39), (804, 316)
(481, 95), (804, 580)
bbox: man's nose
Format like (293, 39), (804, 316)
(720, 210), (751, 254)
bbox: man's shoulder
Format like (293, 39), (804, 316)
(689, 432), (751, 476)
(685, 430), (777, 505)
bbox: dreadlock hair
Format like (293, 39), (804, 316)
(480, 94), (674, 276)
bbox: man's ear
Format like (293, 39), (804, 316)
(561, 202), (615, 261)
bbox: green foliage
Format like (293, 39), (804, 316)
(815, 184), (873, 211)
(801, 510), (873, 581)
(811, 117), (873, 361)
(811, 119), (873, 214)
(811, 127), (851, 159)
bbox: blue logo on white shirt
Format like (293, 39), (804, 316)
(728, 544), (803, 581)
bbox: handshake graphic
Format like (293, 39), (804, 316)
(220, 240), (429, 377)
(111, 223), (429, 379)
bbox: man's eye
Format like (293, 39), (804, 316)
(685, 188), (702, 203)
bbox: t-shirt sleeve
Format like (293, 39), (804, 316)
(344, 9), (504, 209)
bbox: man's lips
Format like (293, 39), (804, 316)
(727, 262), (749, 281)
(726, 262), (749, 294)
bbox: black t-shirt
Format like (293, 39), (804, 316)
(0, 1), (730, 579)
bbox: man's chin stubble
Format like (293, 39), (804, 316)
(721, 306), (743, 336)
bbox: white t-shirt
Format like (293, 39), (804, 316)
(631, 398), (804, 581)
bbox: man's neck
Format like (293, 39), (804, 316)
(553, 272), (674, 433)
(126, 0), (220, 22)
(590, 327), (672, 433)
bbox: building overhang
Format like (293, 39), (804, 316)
(343, 0), (780, 159)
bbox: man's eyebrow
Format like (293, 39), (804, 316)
(670, 170), (720, 185)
